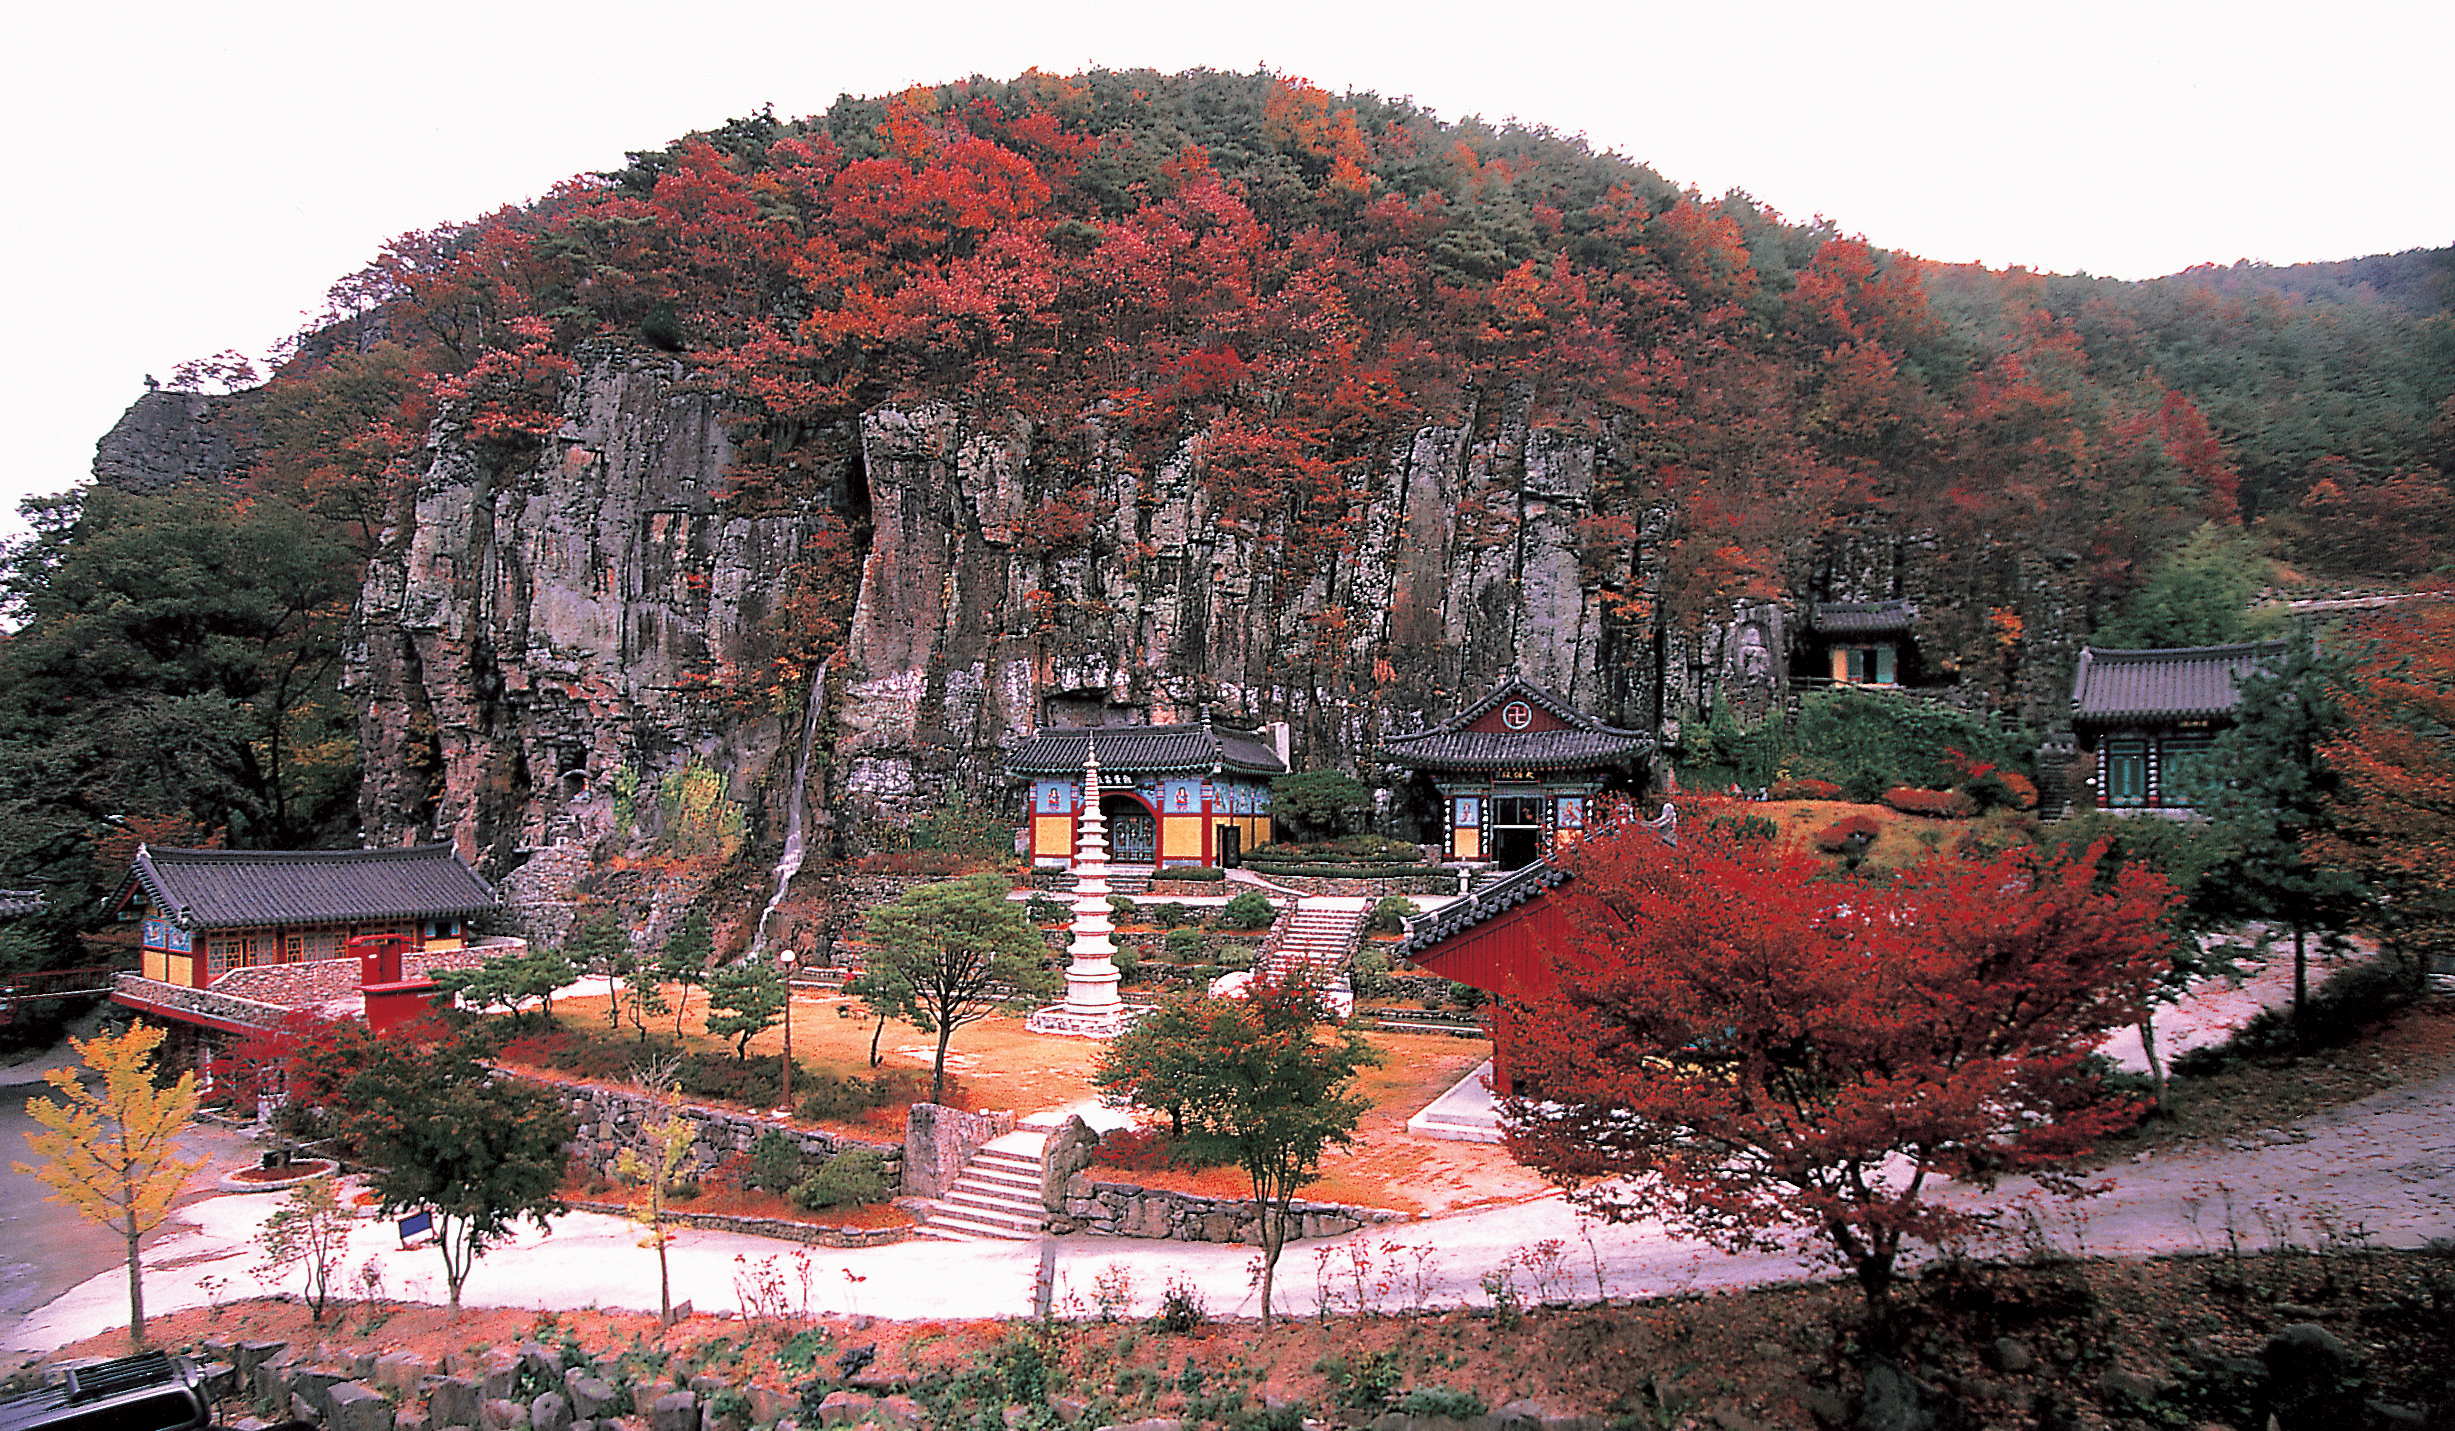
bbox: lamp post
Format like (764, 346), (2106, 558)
(777, 950), (796, 1117)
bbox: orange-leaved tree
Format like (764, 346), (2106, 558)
(1504, 826), (2173, 1323)
(15, 1021), (203, 1347)
(2311, 596), (2455, 991)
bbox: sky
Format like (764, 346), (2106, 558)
(3, 0), (2447, 544)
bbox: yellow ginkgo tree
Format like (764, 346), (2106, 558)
(15, 1021), (203, 1347)
(616, 1074), (698, 1328)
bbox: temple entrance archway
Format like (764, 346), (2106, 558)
(1101, 794), (1157, 864)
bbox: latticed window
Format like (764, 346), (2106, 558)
(206, 935), (252, 981)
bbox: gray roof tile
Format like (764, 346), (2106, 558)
(1007, 722), (1287, 777)
(2071, 641), (2288, 723)
(1380, 676), (1651, 772)
(1395, 862), (1570, 958)
(1812, 600), (1918, 635)
(121, 846), (498, 931)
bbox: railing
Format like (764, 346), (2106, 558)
(0, 965), (134, 1024)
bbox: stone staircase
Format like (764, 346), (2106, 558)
(914, 1130), (1048, 1242)
(1258, 897), (1370, 985)
(1098, 864), (1153, 896)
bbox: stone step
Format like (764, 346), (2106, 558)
(955, 1166), (1040, 1193)
(912, 1210), (1025, 1242)
(912, 1133), (1048, 1242)
(942, 1193), (1043, 1229)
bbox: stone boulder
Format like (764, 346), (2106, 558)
(1041, 1117), (1100, 1213)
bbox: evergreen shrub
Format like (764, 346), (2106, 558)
(1218, 891), (1276, 930)
(790, 1147), (889, 1209)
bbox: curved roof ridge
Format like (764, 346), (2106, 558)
(120, 844), (497, 931)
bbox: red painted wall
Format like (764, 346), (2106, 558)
(1404, 893), (1572, 1091)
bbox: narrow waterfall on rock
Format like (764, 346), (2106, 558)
(751, 654), (830, 957)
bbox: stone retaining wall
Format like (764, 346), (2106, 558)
(563, 1199), (912, 1247)
(524, 1075), (901, 1190)
(1052, 1171), (1405, 1243)
(1242, 872), (1457, 897)
(903, 1102), (1015, 1200)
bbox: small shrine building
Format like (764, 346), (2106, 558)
(1378, 675), (1653, 869)
(2069, 639), (2286, 812)
(1802, 599), (1920, 687)
(1009, 714), (1290, 868)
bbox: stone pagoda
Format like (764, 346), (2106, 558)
(1025, 741), (1141, 1039)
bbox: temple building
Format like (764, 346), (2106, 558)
(1379, 675), (1653, 869)
(1008, 713), (1290, 869)
(105, 844), (515, 1072)
(1801, 600), (1921, 687)
(110, 844), (495, 988)
(2069, 640), (2286, 812)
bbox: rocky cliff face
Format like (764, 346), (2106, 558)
(834, 396), (1661, 822)
(350, 355), (838, 888)
(93, 388), (258, 493)
(94, 354), (2088, 904)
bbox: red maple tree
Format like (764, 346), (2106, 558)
(1504, 826), (2175, 1314)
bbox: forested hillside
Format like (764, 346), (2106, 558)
(2, 68), (2447, 970)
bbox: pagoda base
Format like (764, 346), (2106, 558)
(1025, 1002), (1145, 1039)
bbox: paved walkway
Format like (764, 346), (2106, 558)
(9, 954), (2448, 1355)
(10, 1056), (2451, 1356)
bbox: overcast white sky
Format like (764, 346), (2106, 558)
(3, 0), (2447, 543)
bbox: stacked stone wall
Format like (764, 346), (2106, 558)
(532, 1075), (901, 1191)
(1052, 1172), (1404, 1243)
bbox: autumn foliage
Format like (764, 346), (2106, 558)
(225, 67), (2328, 703)
(14, 1022), (202, 1347)
(2312, 597), (2455, 972)
(1504, 826), (2175, 1310)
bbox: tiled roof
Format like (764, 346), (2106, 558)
(2071, 641), (2288, 723)
(1379, 675), (1652, 773)
(1395, 862), (1571, 959)
(1812, 600), (1918, 635)
(122, 845), (498, 931)
(1007, 721), (1287, 777)
(0, 890), (43, 920)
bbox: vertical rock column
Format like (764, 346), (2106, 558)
(1027, 741), (1137, 1037)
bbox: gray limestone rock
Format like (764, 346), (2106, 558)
(254, 1348), (303, 1406)
(815, 1392), (874, 1428)
(327, 1382), (396, 1431)
(650, 1392), (698, 1431)
(1040, 1117), (1099, 1213)
(565, 1375), (622, 1421)
(431, 1378), (484, 1431)
(744, 1385), (797, 1425)
(234, 1340), (289, 1386)
(291, 1369), (356, 1423)
(481, 1400), (532, 1431)
(533, 1392), (572, 1431)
